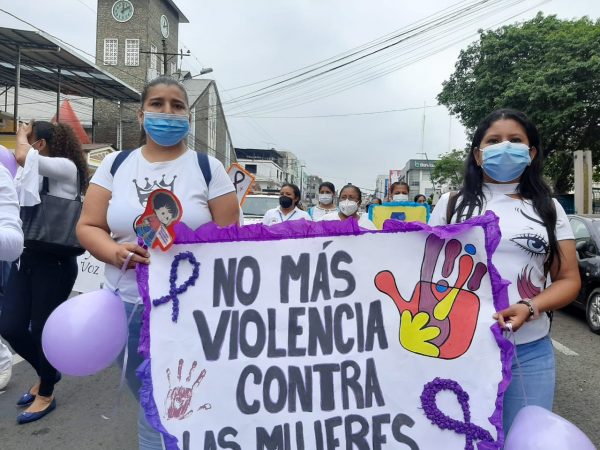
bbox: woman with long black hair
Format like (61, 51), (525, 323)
(0, 120), (88, 424)
(428, 109), (580, 434)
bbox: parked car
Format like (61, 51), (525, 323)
(242, 194), (280, 225)
(567, 214), (600, 333)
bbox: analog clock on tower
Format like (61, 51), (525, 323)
(160, 15), (170, 38)
(111, 0), (134, 22)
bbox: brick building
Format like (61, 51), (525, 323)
(94, 0), (186, 150)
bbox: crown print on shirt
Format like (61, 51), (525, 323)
(133, 174), (177, 207)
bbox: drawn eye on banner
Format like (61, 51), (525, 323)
(136, 213), (512, 450)
(369, 201), (430, 229)
(227, 163), (256, 206)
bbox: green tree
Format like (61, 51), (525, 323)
(437, 14), (600, 193)
(432, 148), (467, 190)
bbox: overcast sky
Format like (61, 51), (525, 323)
(1, 0), (599, 190)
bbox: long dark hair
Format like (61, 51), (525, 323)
(32, 121), (89, 193)
(139, 76), (190, 146)
(453, 108), (560, 272)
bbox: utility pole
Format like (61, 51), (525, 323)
(140, 44), (190, 77)
(162, 39), (168, 75)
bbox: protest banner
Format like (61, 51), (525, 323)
(136, 212), (512, 450)
(369, 202), (430, 229)
(228, 163), (256, 205)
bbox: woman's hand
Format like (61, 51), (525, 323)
(493, 302), (531, 332)
(114, 242), (150, 270)
(17, 121), (33, 141)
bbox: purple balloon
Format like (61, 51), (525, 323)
(0, 145), (18, 178)
(42, 290), (128, 376)
(505, 405), (596, 450)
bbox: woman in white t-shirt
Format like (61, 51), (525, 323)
(77, 76), (239, 450)
(428, 109), (580, 434)
(0, 121), (87, 424)
(308, 181), (337, 220)
(319, 184), (377, 230)
(262, 183), (311, 225)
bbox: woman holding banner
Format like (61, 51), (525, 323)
(262, 183), (311, 225)
(319, 184), (377, 230)
(428, 109), (580, 434)
(77, 76), (239, 450)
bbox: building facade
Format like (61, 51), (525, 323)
(305, 175), (323, 206)
(399, 159), (438, 199)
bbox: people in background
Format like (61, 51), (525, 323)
(0, 120), (88, 424)
(308, 181), (337, 220)
(319, 184), (376, 230)
(389, 181), (409, 202)
(428, 108), (580, 433)
(414, 194), (427, 204)
(263, 183), (311, 225)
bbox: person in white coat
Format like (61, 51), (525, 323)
(0, 163), (24, 390)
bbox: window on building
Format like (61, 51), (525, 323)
(245, 164), (257, 174)
(103, 39), (118, 65)
(124, 39), (139, 66)
(150, 44), (157, 69)
(170, 61), (177, 76)
(207, 85), (217, 157)
(225, 134), (231, 168)
(147, 43), (159, 80)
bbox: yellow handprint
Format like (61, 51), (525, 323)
(399, 310), (441, 357)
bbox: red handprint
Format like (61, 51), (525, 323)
(375, 234), (487, 359)
(164, 359), (211, 420)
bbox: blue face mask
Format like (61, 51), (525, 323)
(143, 111), (190, 147)
(481, 141), (531, 182)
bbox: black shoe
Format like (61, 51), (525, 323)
(16, 398), (56, 424)
(16, 372), (62, 407)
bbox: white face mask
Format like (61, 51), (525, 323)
(339, 199), (359, 216)
(393, 194), (409, 202)
(318, 193), (333, 205)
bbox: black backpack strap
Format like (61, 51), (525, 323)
(110, 150), (133, 177)
(197, 152), (212, 186)
(446, 191), (459, 224)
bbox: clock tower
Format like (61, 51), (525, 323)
(94, 0), (189, 148)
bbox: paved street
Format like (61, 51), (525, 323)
(0, 308), (598, 450)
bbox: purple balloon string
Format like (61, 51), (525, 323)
(420, 377), (495, 450)
(152, 252), (200, 322)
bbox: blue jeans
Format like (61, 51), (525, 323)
(121, 301), (164, 450)
(503, 335), (555, 434)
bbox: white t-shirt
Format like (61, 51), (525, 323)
(0, 165), (23, 262)
(308, 205), (337, 220)
(262, 206), (311, 225)
(429, 183), (574, 345)
(318, 211), (377, 230)
(91, 148), (235, 303)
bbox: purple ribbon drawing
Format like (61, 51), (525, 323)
(152, 252), (200, 322)
(420, 377), (495, 450)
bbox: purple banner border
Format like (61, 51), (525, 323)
(136, 212), (512, 450)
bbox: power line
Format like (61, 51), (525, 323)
(230, 105), (442, 119)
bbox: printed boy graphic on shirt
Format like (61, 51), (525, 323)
(135, 190), (183, 251)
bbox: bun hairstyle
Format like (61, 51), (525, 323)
(139, 76), (190, 146)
